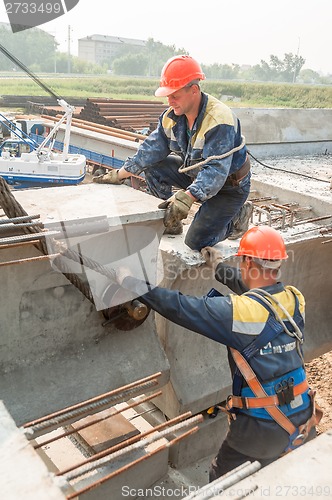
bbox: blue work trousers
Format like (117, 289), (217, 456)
(144, 155), (251, 250)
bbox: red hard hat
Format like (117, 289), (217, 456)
(235, 226), (288, 261)
(155, 55), (205, 97)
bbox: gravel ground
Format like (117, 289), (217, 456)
(306, 351), (332, 434)
(249, 153), (332, 201)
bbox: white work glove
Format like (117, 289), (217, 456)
(93, 169), (124, 185)
(115, 266), (133, 287)
(201, 246), (224, 270)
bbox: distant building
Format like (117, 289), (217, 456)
(78, 34), (146, 67)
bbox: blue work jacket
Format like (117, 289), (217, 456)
(121, 264), (313, 458)
(122, 92), (247, 202)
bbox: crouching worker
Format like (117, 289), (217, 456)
(114, 226), (322, 480)
(93, 54), (252, 251)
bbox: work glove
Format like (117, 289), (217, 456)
(115, 266), (132, 286)
(158, 190), (194, 228)
(201, 246), (224, 270)
(93, 169), (124, 185)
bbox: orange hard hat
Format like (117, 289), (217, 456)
(235, 226), (288, 261)
(155, 55), (205, 97)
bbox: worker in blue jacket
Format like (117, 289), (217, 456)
(94, 55), (253, 251)
(114, 226), (322, 479)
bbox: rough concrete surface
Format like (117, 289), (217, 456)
(216, 430), (332, 499)
(249, 153), (332, 201)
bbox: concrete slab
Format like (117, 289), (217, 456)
(13, 182), (164, 226)
(0, 401), (66, 499)
(219, 430), (332, 499)
(0, 183), (169, 424)
(235, 109), (332, 156)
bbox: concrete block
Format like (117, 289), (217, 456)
(235, 108), (332, 156)
(0, 401), (66, 499)
(0, 184), (170, 425)
(169, 411), (229, 469)
(220, 430), (332, 498)
(150, 243), (233, 419)
(74, 446), (169, 500)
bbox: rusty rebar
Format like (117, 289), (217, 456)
(57, 411), (192, 476)
(34, 390), (162, 450)
(23, 372), (161, 435)
(294, 214), (332, 226)
(64, 414), (203, 484)
(65, 425), (199, 500)
(0, 253), (60, 267)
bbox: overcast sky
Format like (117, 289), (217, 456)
(1, 0), (331, 74)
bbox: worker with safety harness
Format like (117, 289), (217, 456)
(115, 226), (322, 479)
(94, 55), (253, 251)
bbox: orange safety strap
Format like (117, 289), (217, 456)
(231, 379), (309, 409)
(230, 347), (296, 436)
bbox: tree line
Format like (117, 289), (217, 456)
(0, 23), (331, 85)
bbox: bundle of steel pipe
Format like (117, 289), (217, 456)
(41, 114), (147, 142)
(78, 97), (167, 133)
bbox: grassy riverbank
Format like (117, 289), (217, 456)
(1, 74), (332, 108)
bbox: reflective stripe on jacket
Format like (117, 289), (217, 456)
(122, 92), (247, 201)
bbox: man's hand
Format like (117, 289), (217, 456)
(115, 266), (133, 286)
(201, 246), (224, 270)
(93, 169), (124, 185)
(158, 190), (195, 228)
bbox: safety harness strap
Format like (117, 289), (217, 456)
(231, 311), (286, 402)
(231, 290), (302, 403)
(283, 389), (323, 453)
(230, 379), (309, 409)
(227, 289), (322, 453)
(230, 348), (297, 436)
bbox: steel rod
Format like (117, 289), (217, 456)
(0, 214), (40, 224)
(64, 415), (203, 482)
(24, 383), (159, 438)
(253, 206), (272, 225)
(24, 380), (161, 438)
(0, 240), (38, 250)
(34, 391), (162, 450)
(294, 214), (332, 225)
(0, 222), (43, 232)
(63, 415), (203, 500)
(57, 410), (192, 476)
(183, 461), (261, 500)
(0, 230), (59, 245)
(0, 253), (60, 267)
(65, 422), (201, 498)
(23, 372), (161, 429)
